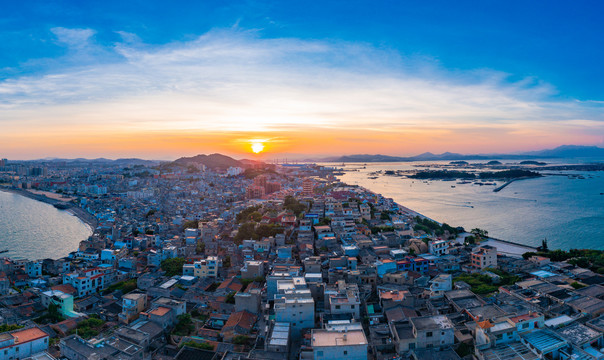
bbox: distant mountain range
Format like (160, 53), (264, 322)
(321, 145), (604, 163)
(36, 158), (160, 166)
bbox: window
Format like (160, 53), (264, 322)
(426, 331), (433, 337)
(344, 350), (348, 355)
(335, 305), (341, 310)
(317, 351), (324, 357)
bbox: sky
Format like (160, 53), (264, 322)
(1, 0), (604, 160)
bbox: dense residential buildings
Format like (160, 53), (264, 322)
(0, 158), (603, 360)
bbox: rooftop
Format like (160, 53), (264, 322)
(479, 341), (539, 360)
(412, 315), (454, 331)
(311, 329), (368, 347)
(521, 330), (568, 354)
(557, 323), (601, 345)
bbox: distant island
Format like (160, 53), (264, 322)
(520, 160), (547, 165)
(322, 144), (604, 163)
(409, 169), (542, 180)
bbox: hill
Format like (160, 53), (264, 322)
(521, 145), (604, 158)
(172, 153), (245, 169)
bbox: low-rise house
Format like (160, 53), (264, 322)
(311, 329), (368, 360)
(220, 310), (257, 342)
(0, 326), (50, 360)
(119, 292), (147, 324)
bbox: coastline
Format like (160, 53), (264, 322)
(0, 187), (97, 232)
(351, 184), (537, 257)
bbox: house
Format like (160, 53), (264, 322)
(0, 326), (50, 360)
(220, 310), (257, 342)
(471, 245), (498, 270)
(119, 292), (147, 324)
(311, 329), (368, 360)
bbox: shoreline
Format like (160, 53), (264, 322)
(0, 186), (96, 240)
(349, 183), (538, 257)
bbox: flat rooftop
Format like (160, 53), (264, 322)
(311, 329), (367, 347)
(557, 323), (601, 345)
(412, 315), (453, 331)
(521, 330), (567, 354)
(479, 341), (538, 360)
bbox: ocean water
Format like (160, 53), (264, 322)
(0, 190), (92, 260)
(333, 161), (604, 250)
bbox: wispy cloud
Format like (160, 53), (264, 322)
(1, 28), (603, 158)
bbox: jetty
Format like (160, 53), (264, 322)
(493, 177), (533, 192)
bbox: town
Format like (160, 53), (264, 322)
(0, 155), (603, 360)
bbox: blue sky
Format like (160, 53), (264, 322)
(1, 1), (604, 158)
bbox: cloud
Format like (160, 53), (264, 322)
(0, 28), (603, 157)
(51, 27), (96, 48)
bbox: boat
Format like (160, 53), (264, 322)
(451, 185), (456, 188)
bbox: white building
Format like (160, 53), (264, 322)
(0, 327), (49, 360)
(311, 329), (368, 360)
(429, 274), (453, 298)
(471, 245), (498, 270)
(274, 288), (315, 337)
(429, 240), (449, 256)
(193, 256), (221, 278)
(325, 281), (361, 319)
(62, 268), (107, 297)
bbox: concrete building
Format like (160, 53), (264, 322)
(411, 315), (455, 350)
(241, 260), (265, 279)
(193, 256), (221, 278)
(429, 274), (453, 298)
(311, 329), (368, 360)
(40, 290), (79, 318)
(0, 327), (49, 360)
(429, 240), (449, 256)
(471, 245), (498, 270)
(274, 289), (315, 337)
(62, 268), (107, 297)
(119, 292), (148, 324)
(325, 281), (361, 319)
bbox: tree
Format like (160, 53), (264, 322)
(471, 228), (488, 239)
(539, 238), (549, 252)
(233, 335), (250, 345)
(465, 235), (476, 245)
(173, 314), (194, 336)
(161, 257), (186, 277)
(182, 341), (214, 350)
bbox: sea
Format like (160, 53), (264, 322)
(331, 159), (604, 250)
(0, 190), (92, 260)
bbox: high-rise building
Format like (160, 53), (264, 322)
(253, 175), (267, 189)
(303, 178), (315, 195)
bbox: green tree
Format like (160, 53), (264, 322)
(161, 257), (186, 277)
(471, 228), (489, 239)
(173, 314), (194, 336)
(233, 335), (250, 345)
(182, 341), (214, 350)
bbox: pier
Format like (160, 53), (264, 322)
(493, 177), (533, 192)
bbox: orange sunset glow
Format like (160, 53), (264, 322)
(1, 24), (603, 160)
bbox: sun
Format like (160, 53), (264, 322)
(251, 141), (264, 154)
